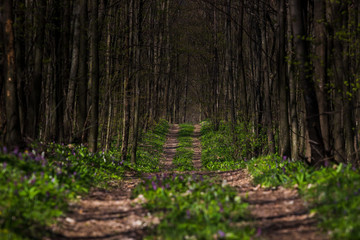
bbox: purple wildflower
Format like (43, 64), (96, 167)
(256, 228), (262, 237)
(324, 160), (329, 167)
(282, 156), (287, 162)
(30, 177), (36, 185)
(13, 147), (19, 155)
(352, 166), (356, 171)
(268, 164), (271, 170)
(3, 162), (7, 169)
(73, 171), (77, 176)
(41, 172), (44, 178)
(166, 183), (170, 189)
(152, 181), (157, 191)
(218, 230), (225, 238)
(186, 209), (191, 219)
(3, 146), (8, 154)
(244, 158), (247, 162)
(179, 175), (184, 181)
(218, 202), (224, 213)
(276, 162), (278, 168)
(282, 167), (286, 174)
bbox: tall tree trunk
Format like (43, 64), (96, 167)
(290, 0), (325, 164)
(26, 0), (46, 139)
(278, 0), (291, 157)
(131, 0), (144, 164)
(1, 0), (22, 147)
(225, 0), (237, 144)
(77, 0), (88, 142)
(88, 0), (100, 152)
(65, 4), (80, 142)
(121, 0), (133, 162)
(328, 1), (345, 163)
(14, 0), (26, 135)
(314, 0), (331, 157)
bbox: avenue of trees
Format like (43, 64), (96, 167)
(1, 0), (360, 166)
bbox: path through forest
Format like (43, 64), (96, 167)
(49, 124), (327, 240)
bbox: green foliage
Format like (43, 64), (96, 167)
(134, 119), (170, 172)
(132, 173), (254, 239)
(173, 124), (195, 171)
(200, 121), (245, 171)
(0, 144), (124, 238)
(247, 156), (360, 239)
(246, 155), (310, 188)
(304, 164), (360, 239)
(0, 119), (170, 239)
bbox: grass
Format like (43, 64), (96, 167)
(132, 173), (254, 239)
(0, 119), (169, 239)
(200, 121), (245, 171)
(173, 124), (195, 171)
(246, 155), (360, 239)
(200, 120), (360, 239)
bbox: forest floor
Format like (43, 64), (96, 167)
(48, 124), (327, 240)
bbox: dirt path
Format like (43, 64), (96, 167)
(48, 176), (156, 240)
(50, 124), (327, 240)
(192, 124), (202, 169)
(160, 124), (179, 171)
(212, 170), (327, 240)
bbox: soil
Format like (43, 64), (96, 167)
(48, 124), (327, 240)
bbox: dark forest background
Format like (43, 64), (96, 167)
(1, 0), (360, 166)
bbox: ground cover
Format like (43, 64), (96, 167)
(247, 155), (360, 239)
(201, 120), (359, 239)
(132, 173), (254, 239)
(0, 120), (169, 239)
(172, 124), (195, 171)
(200, 121), (245, 171)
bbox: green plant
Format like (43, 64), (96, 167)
(200, 121), (245, 171)
(173, 124), (195, 171)
(132, 173), (254, 239)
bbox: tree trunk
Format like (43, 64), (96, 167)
(88, 0), (100, 153)
(131, 0), (144, 164)
(290, 0), (325, 164)
(278, 0), (291, 158)
(77, 0), (88, 142)
(65, 4), (80, 142)
(26, 0), (46, 140)
(314, 0), (331, 157)
(1, 0), (22, 147)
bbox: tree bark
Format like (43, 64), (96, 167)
(1, 0), (22, 147)
(88, 0), (100, 153)
(77, 0), (88, 142)
(290, 0), (325, 164)
(278, 0), (291, 157)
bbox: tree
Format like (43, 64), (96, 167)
(1, 0), (22, 147)
(290, 0), (325, 164)
(88, 0), (100, 152)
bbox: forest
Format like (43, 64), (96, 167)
(1, 0), (360, 239)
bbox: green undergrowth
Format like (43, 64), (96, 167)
(0, 120), (169, 239)
(173, 124), (195, 171)
(134, 119), (170, 172)
(132, 173), (254, 239)
(200, 121), (244, 171)
(200, 120), (360, 239)
(247, 155), (360, 239)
